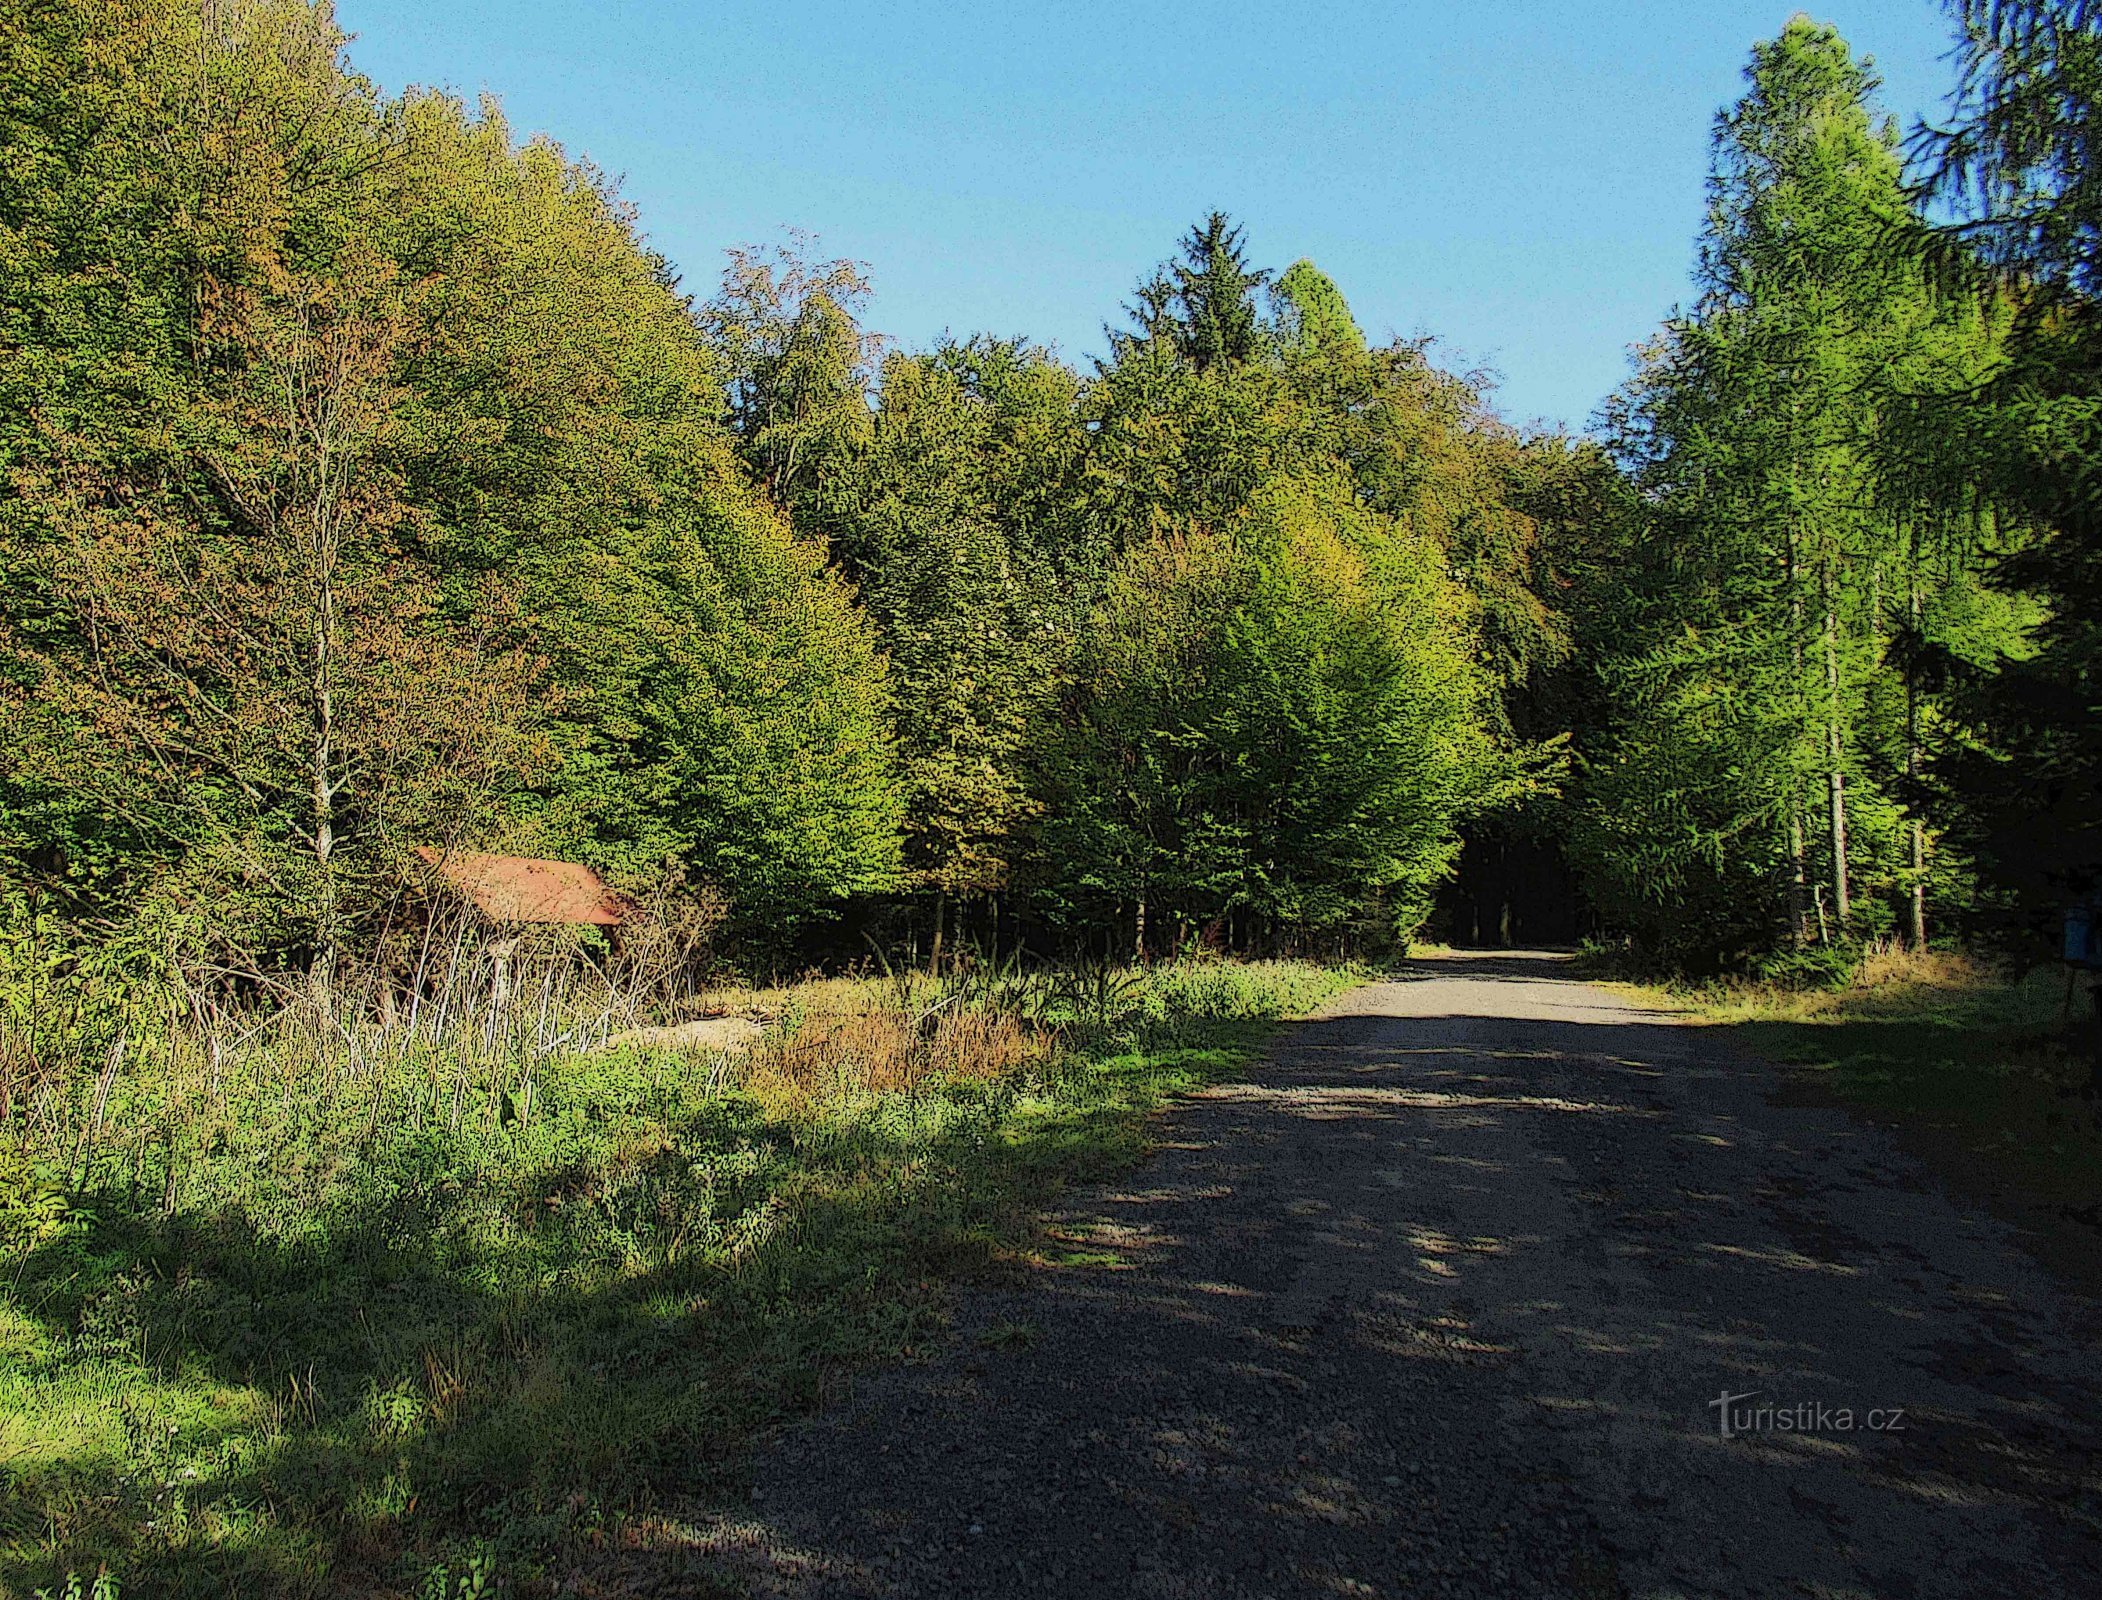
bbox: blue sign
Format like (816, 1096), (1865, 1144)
(2068, 904), (2098, 969)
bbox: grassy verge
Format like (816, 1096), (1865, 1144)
(0, 959), (1356, 1599)
(1617, 949), (2101, 1288)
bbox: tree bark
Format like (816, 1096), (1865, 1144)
(1822, 573), (1851, 929)
(311, 563), (336, 870)
(303, 313), (345, 1025)
(1789, 807), (1811, 947)
(1785, 520), (1812, 946)
(309, 554), (338, 1022)
(1906, 555), (1928, 949)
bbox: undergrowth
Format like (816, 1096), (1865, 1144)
(0, 958), (1356, 1598)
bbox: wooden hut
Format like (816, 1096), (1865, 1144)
(414, 848), (629, 928)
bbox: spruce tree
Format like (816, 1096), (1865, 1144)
(1172, 212), (1271, 372)
(1912, 0), (2102, 932)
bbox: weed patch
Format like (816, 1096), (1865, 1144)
(0, 960), (1357, 1596)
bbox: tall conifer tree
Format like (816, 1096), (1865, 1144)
(1574, 20), (2008, 963)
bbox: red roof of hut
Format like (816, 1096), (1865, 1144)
(416, 849), (628, 926)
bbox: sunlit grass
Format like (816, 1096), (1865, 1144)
(0, 958), (1357, 1597)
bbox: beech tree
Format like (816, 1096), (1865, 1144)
(0, 0), (902, 967)
(1039, 478), (1513, 954)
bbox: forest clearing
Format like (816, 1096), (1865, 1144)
(4, 1), (2101, 1595)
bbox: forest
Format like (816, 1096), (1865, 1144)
(5, 2), (2098, 985)
(2, 1), (2099, 1595)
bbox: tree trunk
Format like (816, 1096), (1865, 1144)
(307, 474), (340, 1024)
(1789, 806), (1811, 947)
(1785, 522), (1811, 946)
(1906, 551), (1928, 949)
(1822, 575), (1851, 929)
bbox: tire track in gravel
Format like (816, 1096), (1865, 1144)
(682, 950), (2101, 1599)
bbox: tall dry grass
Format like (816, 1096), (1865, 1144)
(1848, 941), (2000, 993)
(744, 1000), (1052, 1110)
(1679, 940), (2013, 1027)
(0, 890), (738, 1203)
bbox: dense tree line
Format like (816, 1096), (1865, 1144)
(1, 0), (2096, 987)
(1565, 20), (2022, 968)
(0, 2), (1575, 993)
(1558, 6), (2101, 971)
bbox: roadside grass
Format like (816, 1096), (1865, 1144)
(0, 958), (1356, 1599)
(1625, 949), (2102, 1276)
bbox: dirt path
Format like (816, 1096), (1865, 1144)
(691, 951), (2101, 1598)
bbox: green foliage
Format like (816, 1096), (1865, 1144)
(8, 3), (2101, 1594)
(1167, 211), (1272, 373)
(0, 1), (901, 957)
(0, 20), (1561, 1065)
(1571, 19), (2024, 967)
(1111, 211), (1271, 373)
(527, 454), (904, 934)
(1271, 259), (1366, 355)
(1923, 1), (2102, 296)
(1038, 478), (1524, 949)
(0, 1144), (81, 1254)
(826, 348), (1058, 898)
(1910, 1), (2102, 937)
(417, 1547), (492, 1600)
(685, 217), (1559, 954)
(10, 2), (2102, 1593)
(702, 236), (879, 520)
(6, 5), (2086, 992)
(35, 1572), (120, 1600)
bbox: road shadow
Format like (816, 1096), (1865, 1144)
(676, 978), (2102, 1599)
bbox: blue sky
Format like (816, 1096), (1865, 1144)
(333, 1), (1966, 431)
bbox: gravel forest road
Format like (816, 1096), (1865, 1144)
(693, 951), (2102, 1599)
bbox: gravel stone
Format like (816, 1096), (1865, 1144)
(685, 951), (2101, 1597)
